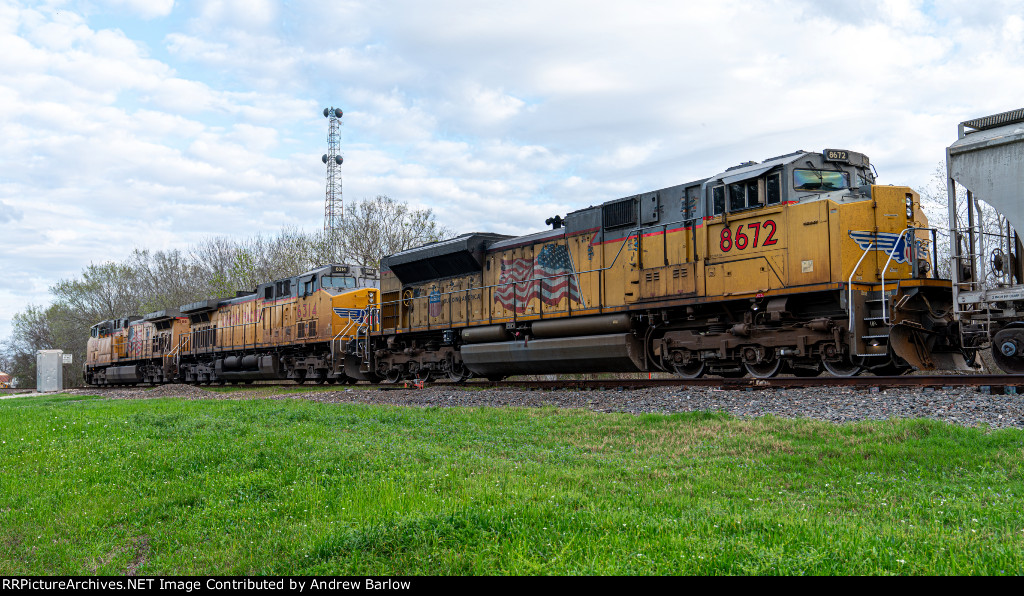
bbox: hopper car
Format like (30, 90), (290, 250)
(945, 107), (1024, 373)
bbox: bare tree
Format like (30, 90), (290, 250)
(1, 303), (82, 388)
(919, 160), (1013, 285)
(332, 195), (451, 267)
(0, 196), (450, 387)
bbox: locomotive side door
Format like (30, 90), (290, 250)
(638, 186), (698, 300)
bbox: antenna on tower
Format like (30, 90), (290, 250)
(322, 107), (344, 234)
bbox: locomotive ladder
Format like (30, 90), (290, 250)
(847, 241), (898, 361)
(855, 291), (894, 359)
(330, 307), (380, 375)
(354, 307), (380, 374)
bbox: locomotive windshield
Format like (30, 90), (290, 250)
(794, 169), (850, 191)
(322, 275), (357, 289)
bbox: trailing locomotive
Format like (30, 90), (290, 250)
(354, 148), (972, 381)
(84, 264), (380, 385)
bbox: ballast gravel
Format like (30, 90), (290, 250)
(64, 383), (1024, 430)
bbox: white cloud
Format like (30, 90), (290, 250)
(193, 0), (276, 31)
(4, 0), (1024, 339)
(594, 143), (661, 171)
(100, 0), (176, 20)
(462, 84), (525, 125)
(0, 200), (21, 223)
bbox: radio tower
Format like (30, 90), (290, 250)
(322, 107), (344, 233)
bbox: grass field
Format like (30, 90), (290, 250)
(0, 391), (1022, 575)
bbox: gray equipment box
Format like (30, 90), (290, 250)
(36, 349), (64, 392)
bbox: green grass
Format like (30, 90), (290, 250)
(0, 392), (1022, 575)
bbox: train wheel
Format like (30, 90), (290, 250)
(744, 359), (782, 379)
(822, 358), (862, 377)
(383, 368), (402, 384)
(992, 328), (1024, 374)
(671, 361), (706, 379)
(446, 363), (472, 383)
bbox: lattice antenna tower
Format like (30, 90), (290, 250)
(322, 107), (344, 233)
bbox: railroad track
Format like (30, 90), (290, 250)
(72, 374), (1024, 393)
(481, 375), (1024, 392)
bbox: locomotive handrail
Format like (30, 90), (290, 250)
(329, 306), (380, 369)
(847, 244), (876, 334)
(948, 224), (1018, 292)
(167, 339), (184, 358)
(845, 226), (937, 333)
(332, 319), (359, 343)
(880, 227), (936, 324)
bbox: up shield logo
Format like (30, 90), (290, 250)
(848, 231), (912, 264)
(428, 290), (443, 318)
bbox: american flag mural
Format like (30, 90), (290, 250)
(494, 244), (583, 314)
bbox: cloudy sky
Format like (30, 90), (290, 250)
(2, 0), (1024, 339)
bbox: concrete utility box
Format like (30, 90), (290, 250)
(36, 349), (64, 392)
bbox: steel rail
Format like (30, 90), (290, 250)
(81, 374), (1024, 392)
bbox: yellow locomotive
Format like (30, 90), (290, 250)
(84, 264), (379, 385)
(359, 149), (969, 380)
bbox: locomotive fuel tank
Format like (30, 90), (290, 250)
(461, 333), (645, 376)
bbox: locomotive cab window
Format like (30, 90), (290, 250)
(794, 169), (850, 191)
(685, 186), (700, 219)
(322, 275), (357, 289)
(728, 180), (760, 211)
(767, 173), (781, 204)
(712, 185), (725, 215)
(302, 276), (319, 296)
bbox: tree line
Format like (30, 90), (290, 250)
(0, 196), (449, 388)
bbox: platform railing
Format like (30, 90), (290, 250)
(880, 227), (937, 324)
